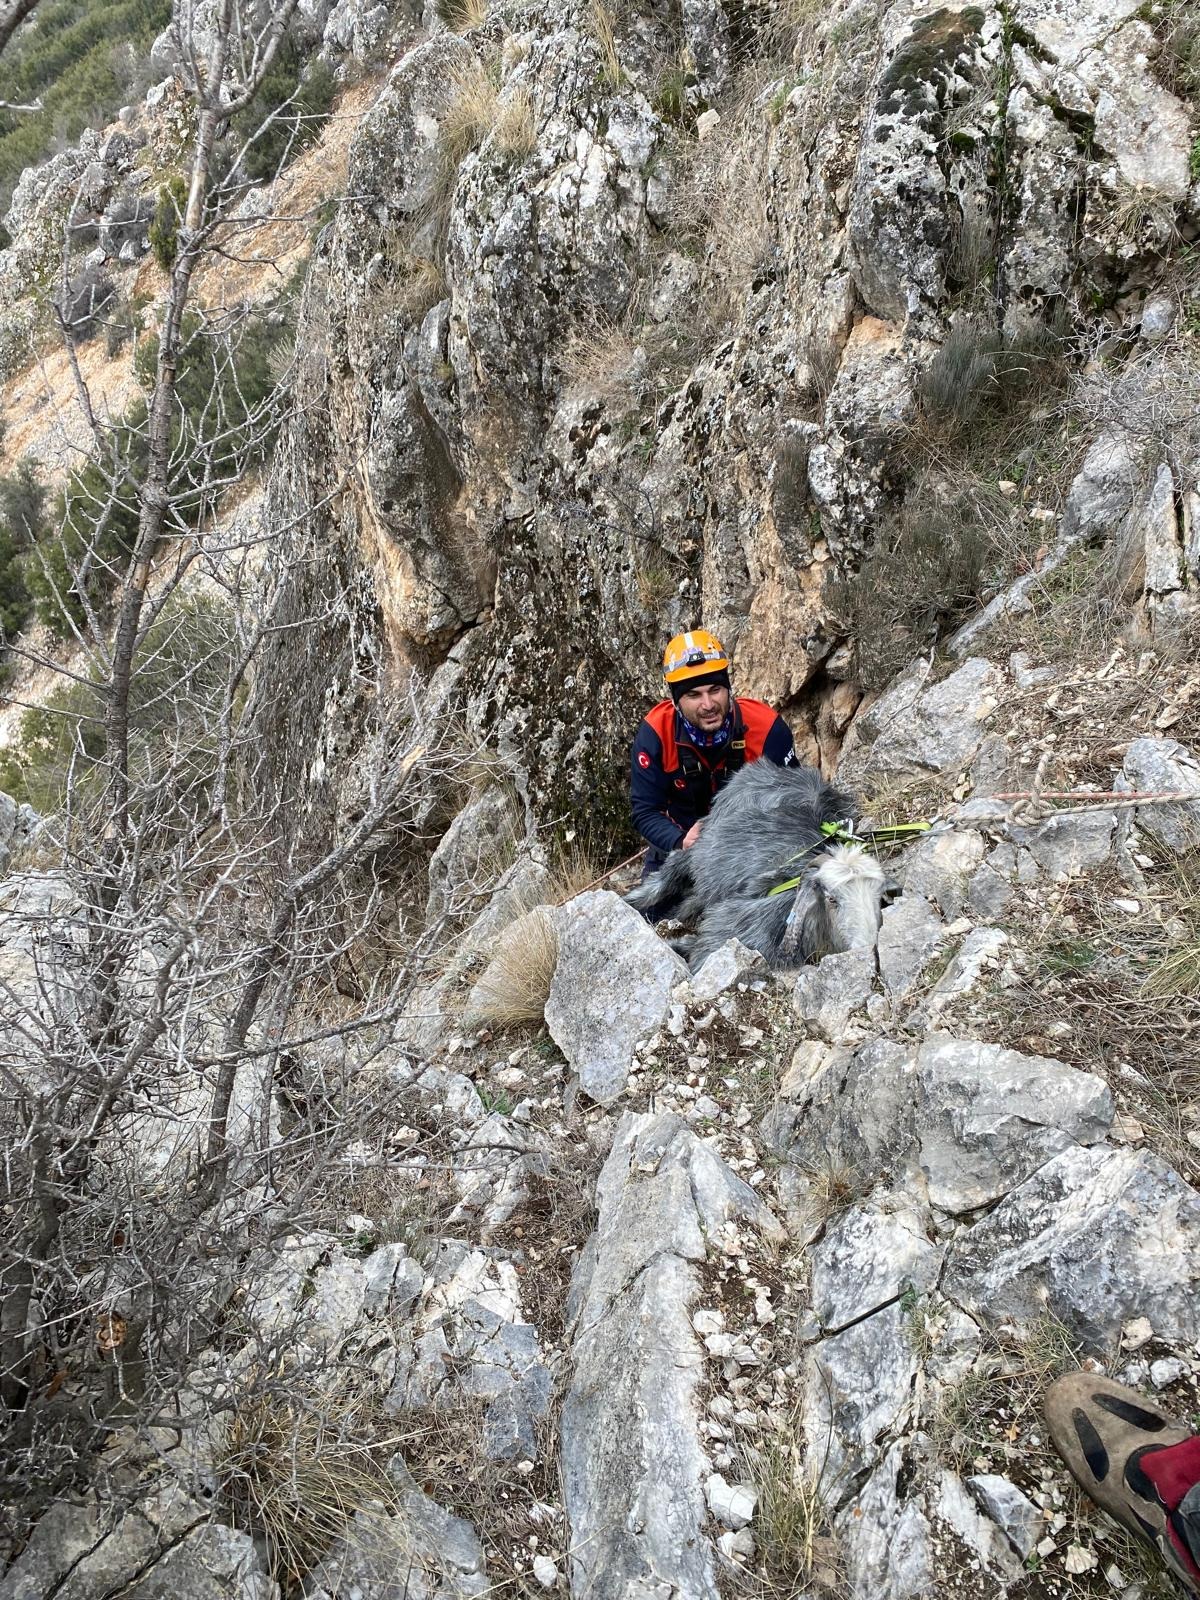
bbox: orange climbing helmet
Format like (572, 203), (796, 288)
(662, 629), (730, 686)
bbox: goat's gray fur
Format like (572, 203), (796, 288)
(626, 763), (886, 972)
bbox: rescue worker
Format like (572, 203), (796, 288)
(630, 629), (799, 878)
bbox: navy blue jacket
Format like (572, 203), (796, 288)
(630, 696), (798, 855)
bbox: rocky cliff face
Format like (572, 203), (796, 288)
(260, 0), (1199, 821)
(2, 0), (1200, 1596)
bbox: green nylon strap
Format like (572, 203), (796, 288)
(767, 874), (807, 897)
(864, 821), (933, 839)
(766, 818), (933, 895)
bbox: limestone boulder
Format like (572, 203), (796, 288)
(944, 1144), (1200, 1345)
(916, 1035), (1113, 1214)
(840, 658), (1003, 785)
(1123, 737), (1200, 850)
(545, 891), (688, 1102)
(561, 1112), (780, 1600)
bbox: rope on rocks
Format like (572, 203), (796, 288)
(951, 746), (1200, 827)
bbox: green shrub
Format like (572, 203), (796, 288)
(135, 303), (292, 489)
(149, 174), (188, 273)
(0, 459), (47, 546)
(827, 480), (1005, 690)
(0, 592), (236, 813)
(27, 289), (294, 640)
(653, 66), (697, 128)
(230, 41), (338, 183)
(25, 408), (146, 640)
(0, 0), (171, 216)
(0, 525), (32, 641)
(916, 319), (1067, 442)
(0, 461), (46, 645)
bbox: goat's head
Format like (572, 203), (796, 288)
(799, 844), (888, 958)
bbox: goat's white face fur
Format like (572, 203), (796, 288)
(813, 845), (888, 951)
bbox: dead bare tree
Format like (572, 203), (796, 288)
(0, 0), (500, 1551)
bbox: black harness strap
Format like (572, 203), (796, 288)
(675, 703), (747, 814)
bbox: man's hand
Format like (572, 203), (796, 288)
(681, 821), (704, 850)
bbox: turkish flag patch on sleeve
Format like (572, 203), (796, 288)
(637, 752), (651, 768)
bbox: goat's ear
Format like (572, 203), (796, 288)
(783, 879), (830, 962)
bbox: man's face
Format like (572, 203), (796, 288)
(677, 682), (731, 731)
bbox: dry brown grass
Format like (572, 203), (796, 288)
(222, 1380), (401, 1592)
(787, 1155), (870, 1242)
(981, 849), (1200, 1185)
(933, 1314), (1082, 1470)
(442, 63), (500, 165)
(636, 555), (677, 611)
(742, 1396), (847, 1597)
(588, 0), (625, 87)
(437, 0), (487, 32)
(559, 315), (643, 402)
(487, 1155), (600, 1343)
(670, 78), (773, 333)
(400, 1399), (562, 1593)
(462, 905), (559, 1027)
(494, 86), (537, 158)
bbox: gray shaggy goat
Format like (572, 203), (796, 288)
(625, 763), (889, 971)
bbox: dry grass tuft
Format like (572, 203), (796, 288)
(1142, 853), (1200, 999)
(672, 88), (772, 326)
(933, 1315), (1082, 1469)
(744, 1398), (846, 1595)
(463, 905), (559, 1027)
(494, 86), (537, 158)
(636, 555), (677, 611)
(1111, 184), (1181, 249)
(441, 63), (500, 166)
(589, 0), (625, 88)
(222, 1382), (400, 1591)
(436, 0), (487, 32)
(559, 315), (643, 402)
(790, 1155), (869, 1239)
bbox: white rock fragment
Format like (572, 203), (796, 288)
(532, 1553), (558, 1587)
(1150, 1357), (1187, 1388)
(1064, 1544), (1098, 1574)
(1122, 1316), (1154, 1350)
(717, 1527), (755, 1564)
(705, 1474), (757, 1530)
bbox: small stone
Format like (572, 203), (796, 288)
(717, 1527), (755, 1564)
(1037, 1537), (1057, 1557)
(1065, 1544), (1098, 1574)
(1111, 1112), (1146, 1144)
(532, 1553), (558, 1587)
(694, 1308), (725, 1336)
(705, 1474), (757, 1530)
(1122, 1316), (1154, 1351)
(696, 108), (722, 140)
(1150, 1357), (1187, 1388)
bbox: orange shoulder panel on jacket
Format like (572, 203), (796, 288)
(644, 700), (679, 769)
(734, 696), (779, 761)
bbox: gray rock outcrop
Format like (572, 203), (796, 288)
(545, 890), (689, 1102)
(560, 1111), (781, 1600)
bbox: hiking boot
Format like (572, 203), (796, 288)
(1044, 1372), (1200, 1595)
